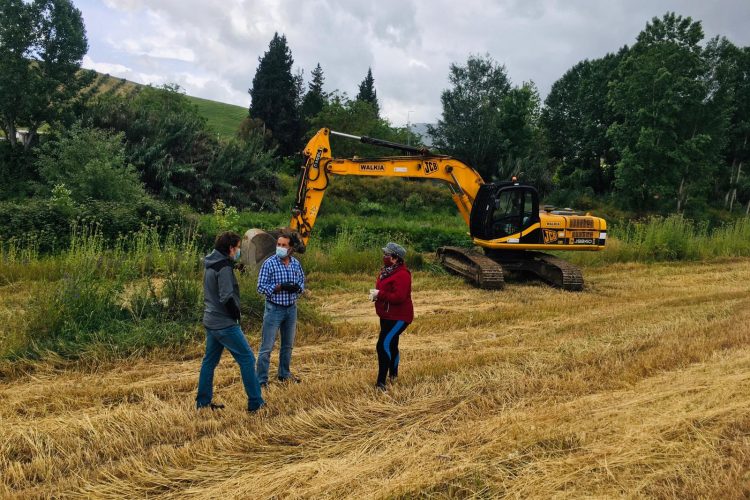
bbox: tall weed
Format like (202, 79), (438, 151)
(569, 215), (750, 265)
(9, 223), (204, 358)
(300, 225), (426, 274)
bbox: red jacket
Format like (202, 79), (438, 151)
(375, 264), (413, 323)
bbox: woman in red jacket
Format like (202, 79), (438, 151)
(370, 242), (414, 392)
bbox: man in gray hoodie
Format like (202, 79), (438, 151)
(196, 231), (265, 412)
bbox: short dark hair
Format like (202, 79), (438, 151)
(214, 231), (241, 255)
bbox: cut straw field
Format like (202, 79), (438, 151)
(2, 259), (750, 498)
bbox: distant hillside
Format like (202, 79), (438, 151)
(186, 95), (247, 139)
(87, 72), (247, 139)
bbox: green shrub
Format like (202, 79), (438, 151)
(0, 198), (193, 254)
(0, 140), (38, 201)
(5, 223), (205, 358)
(299, 225), (427, 274)
(321, 177), (456, 217)
(305, 214), (470, 253)
(35, 124), (146, 203)
(356, 200), (386, 215)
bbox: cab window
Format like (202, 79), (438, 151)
(491, 190), (523, 237)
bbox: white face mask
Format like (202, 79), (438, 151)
(275, 246), (288, 258)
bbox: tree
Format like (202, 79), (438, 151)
(248, 33), (301, 156)
(87, 85), (281, 211)
(88, 84), (212, 202)
(495, 83), (553, 195)
(308, 92), (415, 158)
(356, 67), (379, 117)
(301, 63), (327, 124)
(704, 38), (750, 213)
(607, 13), (727, 213)
(542, 49), (627, 195)
(204, 133), (280, 211)
(429, 55), (510, 179)
(35, 123), (145, 202)
(0, 0), (90, 150)
(0, 0), (34, 148)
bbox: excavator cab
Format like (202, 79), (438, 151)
(470, 182), (540, 241)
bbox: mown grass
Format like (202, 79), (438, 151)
(186, 95), (247, 138)
(86, 72), (247, 139)
(1, 258), (749, 497)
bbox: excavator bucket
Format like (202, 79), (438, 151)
(240, 229), (277, 270)
(240, 228), (306, 270)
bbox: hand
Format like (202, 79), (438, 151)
(369, 289), (379, 302)
(280, 282), (302, 293)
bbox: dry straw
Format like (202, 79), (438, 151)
(1, 259), (749, 498)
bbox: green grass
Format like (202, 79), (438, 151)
(566, 215), (750, 266)
(86, 72), (247, 139)
(186, 95), (247, 138)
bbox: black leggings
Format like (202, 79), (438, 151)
(376, 319), (409, 385)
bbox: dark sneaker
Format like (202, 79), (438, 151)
(278, 375), (302, 384)
(198, 402), (225, 411)
(247, 403), (266, 413)
(375, 382), (387, 392)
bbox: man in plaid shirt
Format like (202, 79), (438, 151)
(256, 233), (305, 386)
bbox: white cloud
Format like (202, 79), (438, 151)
(82, 55), (131, 75)
(80, 0), (750, 125)
(407, 59), (429, 70)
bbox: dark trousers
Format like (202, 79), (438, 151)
(376, 319), (409, 385)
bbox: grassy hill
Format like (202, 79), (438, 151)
(186, 95), (247, 139)
(88, 72), (247, 139)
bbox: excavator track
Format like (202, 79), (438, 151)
(436, 246), (505, 289)
(486, 250), (584, 291)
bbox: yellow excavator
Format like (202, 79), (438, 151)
(244, 127), (607, 290)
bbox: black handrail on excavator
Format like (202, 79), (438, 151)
(329, 130), (433, 156)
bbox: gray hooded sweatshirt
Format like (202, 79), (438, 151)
(203, 249), (241, 330)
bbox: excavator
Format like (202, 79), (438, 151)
(243, 127), (607, 290)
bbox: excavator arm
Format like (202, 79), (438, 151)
(290, 128), (484, 246)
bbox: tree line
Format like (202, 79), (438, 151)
(243, 15), (750, 217)
(1, 2), (748, 220)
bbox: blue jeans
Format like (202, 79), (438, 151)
(196, 324), (265, 410)
(256, 301), (297, 384)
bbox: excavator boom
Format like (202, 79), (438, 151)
(291, 128), (482, 245)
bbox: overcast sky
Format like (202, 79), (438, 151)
(78, 0), (750, 126)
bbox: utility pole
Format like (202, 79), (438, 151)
(407, 110), (414, 146)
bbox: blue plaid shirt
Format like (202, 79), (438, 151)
(257, 255), (305, 306)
